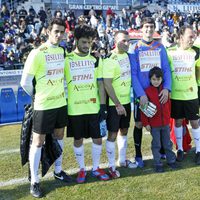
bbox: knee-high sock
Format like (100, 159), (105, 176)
(192, 127), (200, 153)
(106, 140), (116, 170)
(174, 126), (183, 151)
(29, 145), (42, 184)
(133, 127), (143, 157)
(74, 145), (85, 170)
(54, 139), (64, 174)
(92, 143), (102, 171)
(117, 135), (127, 164)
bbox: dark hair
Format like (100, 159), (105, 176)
(114, 30), (128, 39)
(54, 10), (62, 18)
(141, 17), (155, 28)
(47, 18), (66, 31)
(149, 67), (163, 79)
(177, 25), (193, 39)
(74, 24), (96, 40)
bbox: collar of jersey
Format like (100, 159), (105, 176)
(140, 39), (154, 46)
(46, 41), (58, 48)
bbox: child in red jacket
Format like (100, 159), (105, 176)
(141, 67), (177, 173)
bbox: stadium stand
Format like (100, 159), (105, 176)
(17, 87), (31, 121)
(0, 87), (17, 123)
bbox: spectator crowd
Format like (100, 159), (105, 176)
(0, 3), (200, 70)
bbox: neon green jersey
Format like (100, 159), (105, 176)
(196, 58), (200, 86)
(167, 46), (199, 100)
(103, 52), (131, 106)
(23, 42), (66, 110)
(65, 52), (101, 115)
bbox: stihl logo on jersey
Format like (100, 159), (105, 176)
(72, 74), (93, 81)
(139, 50), (160, 57)
(47, 68), (64, 75)
(70, 60), (94, 68)
(141, 63), (160, 70)
(174, 67), (192, 73)
(45, 54), (64, 62)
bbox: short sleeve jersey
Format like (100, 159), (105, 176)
(103, 52), (131, 106)
(167, 46), (199, 100)
(23, 42), (66, 110)
(65, 52), (101, 115)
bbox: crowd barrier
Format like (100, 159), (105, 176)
(0, 87), (31, 124)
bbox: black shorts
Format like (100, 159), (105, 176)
(171, 99), (199, 120)
(67, 114), (101, 140)
(198, 86), (200, 106)
(133, 99), (141, 122)
(33, 105), (68, 134)
(106, 103), (131, 132)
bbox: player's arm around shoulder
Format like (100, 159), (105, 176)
(160, 43), (171, 79)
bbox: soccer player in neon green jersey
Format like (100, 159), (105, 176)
(103, 30), (137, 179)
(168, 25), (200, 164)
(65, 25), (109, 183)
(20, 18), (72, 198)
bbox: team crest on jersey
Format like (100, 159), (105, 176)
(40, 47), (48, 51)
(112, 55), (118, 60)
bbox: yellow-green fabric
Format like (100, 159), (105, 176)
(65, 52), (101, 115)
(103, 52), (131, 105)
(167, 46), (199, 100)
(23, 42), (66, 110)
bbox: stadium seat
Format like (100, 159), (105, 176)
(0, 88), (17, 123)
(17, 87), (31, 121)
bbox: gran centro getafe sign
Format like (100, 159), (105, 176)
(167, 4), (200, 13)
(68, 4), (119, 10)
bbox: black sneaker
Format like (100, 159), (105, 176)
(195, 152), (200, 165)
(54, 170), (73, 183)
(176, 150), (184, 162)
(168, 162), (179, 170)
(155, 165), (164, 173)
(30, 183), (43, 198)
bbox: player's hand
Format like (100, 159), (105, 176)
(145, 125), (151, 132)
(140, 95), (148, 106)
(115, 104), (127, 116)
(159, 89), (169, 104)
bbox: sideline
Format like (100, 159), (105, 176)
(0, 138), (106, 155)
(0, 155), (153, 187)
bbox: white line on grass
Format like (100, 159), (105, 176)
(0, 138), (106, 155)
(0, 155), (153, 187)
(0, 149), (20, 155)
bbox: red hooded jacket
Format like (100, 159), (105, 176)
(141, 85), (171, 127)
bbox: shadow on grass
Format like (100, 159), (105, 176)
(118, 147), (200, 178)
(0, 177), (78, 200)
(1, 149), (200, 199)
